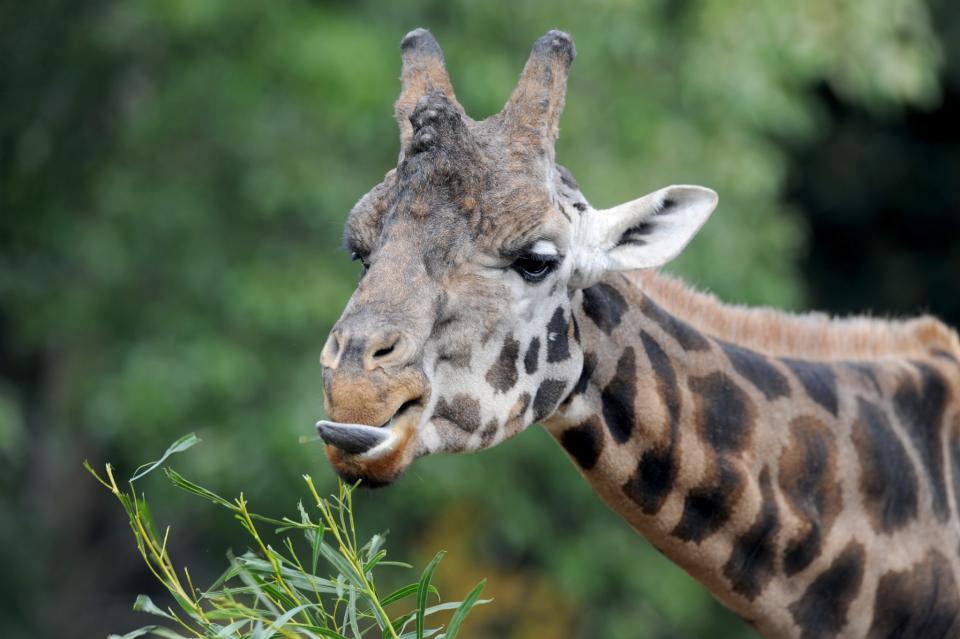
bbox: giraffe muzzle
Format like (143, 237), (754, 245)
(316, 402), (423, 487)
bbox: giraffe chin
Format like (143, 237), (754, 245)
(316, 406), (421, 488)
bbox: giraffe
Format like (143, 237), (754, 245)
(316, 28), (960, 638)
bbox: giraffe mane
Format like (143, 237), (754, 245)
(630, 270), (960, 360)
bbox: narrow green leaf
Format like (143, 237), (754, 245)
(382, 583), (428, 607)
(362, 549), (387, 575)
(148, 629), (194, 639)
(130, 433), (201, 482)
(308, 527), (323, 576)
(365, 533), (385, 562)
(204, 552), (246, 595)
(165, 468), (235, 510)
(391, 610), (415, 635)
(318, 541), (364, 588)
(346, 586), (361, 638)
(135, 497), (162, 544)
(212, 619), (249, 638)
(107, 627), (156, 639)
(109, 627), (193, 639)
(398, 628), (442, 639)
(423, 598), (492, 618)
(285, 626), (351, 639)
(416, 551), (445, 639)
(258, 602), (317, 638)
(440, 579), (486, 639)
(132, 594), (177, 620)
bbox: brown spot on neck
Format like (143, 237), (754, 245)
(893, 361), (952, 520)
(722, 467), (780, 601)
(788, 540), (865, 639)
(689, 371), (755, 454)
(867, 549), (960, 638)
(852, 398), (919, 533)
(778, 416), (842, 575)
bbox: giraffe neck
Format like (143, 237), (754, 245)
(545, 271), (960, 638)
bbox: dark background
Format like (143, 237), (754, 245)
(2, 1), (958, 638)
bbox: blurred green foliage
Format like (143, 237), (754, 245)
(0, 1), (949, 638)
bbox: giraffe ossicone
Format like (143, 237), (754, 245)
(318, 28), (960, 638)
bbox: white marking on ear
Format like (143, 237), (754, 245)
(570, 184), (718, 288)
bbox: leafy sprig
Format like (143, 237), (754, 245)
(85, 434), (488, 639)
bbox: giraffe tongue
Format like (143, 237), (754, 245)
(315, 421), (391, 455)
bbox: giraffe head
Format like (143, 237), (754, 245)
(317, 29), (718, 485)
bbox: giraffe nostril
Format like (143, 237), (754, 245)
(364, 331), (409, 370)
(373, 344), (396, 359)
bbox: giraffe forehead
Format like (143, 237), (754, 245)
(374, 182), (567, 266)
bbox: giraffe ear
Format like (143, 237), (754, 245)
(572, 185), (717, 288)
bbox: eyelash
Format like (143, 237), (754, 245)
(511, 253), (559, 283)
(351, 250), (370, 273)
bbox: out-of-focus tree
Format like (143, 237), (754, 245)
(785, 0), (960, 330)
(0, 1), (948, 638)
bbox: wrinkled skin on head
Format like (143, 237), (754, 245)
(318, 29), (718, 485)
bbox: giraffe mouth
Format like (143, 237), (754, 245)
(315, 400), (421, 458)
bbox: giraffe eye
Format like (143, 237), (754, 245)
(511, 253), (558, 283)
(351, 251), (370, 274)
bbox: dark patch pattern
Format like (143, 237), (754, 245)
(524, 337), (540, 375)
(893, 362), (951, 520)
(565, 351), (597, 402)
(640, 331), (681, 433)
(581, 282), (628, 335)
(844, 361), (885, 396)
(867, 549), (960, 639)
(601, 347), (637, 444)
(719, 340), (790, 401)
(485, 334), (520, 393)
(503, 392), (532, 436)
(533, 379), (567, 422)
(556, 163), (579, 190)
(852, 398), (919, 532)
(782, 358), (839, 416)
(560, 417), (604, 470)
(723, 468), (780, 600)
(788, 541), (866, 639)
(622, 331), (681, 515)
(688, 372), (755, 454)
(432, 394), (482, 433)
(641, 295), (711, 351)
(479, 418), (499, 447)
(545, 307), (571, 363)
(623, 449), (675, 515)
(436, 344), (472, 369)
(671, 459), (744, 543)
(779, 416), (842, 576)
(619, 220), (654, 245)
